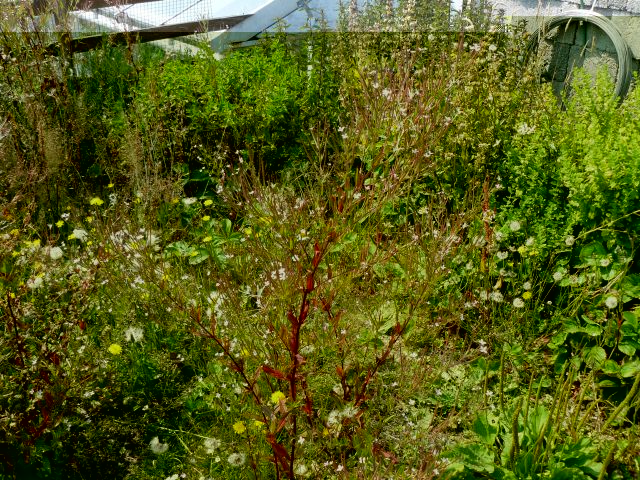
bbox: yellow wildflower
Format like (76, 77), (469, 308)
(85, 216), (93, 223)
(202, 215), (211, 221)
(68, 233), (76, 240)
(9, 229), (19, 236)
(89, 197), (104, 206)
(55, 220), (64, 228)
(107, 183), (114, 188)
(522, 291), (532, 300)
(202, 236), (212, 243)
(204, 199), (213, 206)
(271, 391), (286, 404)
(232, 421), (246, 434)
(108, 344), (122, 355)
(253, 420), (265, 430)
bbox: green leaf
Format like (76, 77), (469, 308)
(548, 467), (591, 479)
(601, 360), (620, 375)
(618, 340), (639, 357)
(583, 346), (606, 368)
(578, 242), (607, 267)
(446, 443), (495, 473)
(583, 324), (603, 336)
(472, 412), (499, 445)
(525, 405), (549, 442)
(620, 360), (640, 378)
(188, 248), (210, 265)
(621, 275), (640, 300)
(621, 311), (638, 331)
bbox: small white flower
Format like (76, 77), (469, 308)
(203, 437), (221, 454)
(48, 246), (64, 260)
(513, 297), (525, 308)
(72, 228), (89, 242)
(509, 220), (521, 232)
(488, 44), (497, 52)
(605, 296), (618, 309)
(227, 452), (246, 466)
(496, 251), (508, 260)
(565, 235), (575, 246)
(27, 276), (44, 290)
(124, 326), (144, 343)
(294, 463), (309, 476)
(523, 281), (532, 290)
(327, 409), (342, 427)
(182, 197), (198, 206)
(165, 475), (179, 480)
(150, 437), (169, 454)
(489, 291), (504, 303)
(525, 237), (535, 246)
(599, 258), (611, 267)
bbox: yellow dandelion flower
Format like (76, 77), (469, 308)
(55, 220), (64, 228)
(107, 183), (114, 188)
(89, 197), (104, 206)
(202, 236), (212, 243)
(10, 229), (19, 236)
(9, 292), (15, 299)
(108, 344), (122, 355)
(85, 216), (93, 223)
(68, 233), (76, 240)
(522, 291), (532, 300)
(202, 215), (211, 221)
(253, 420), (265, 430)
(232, 421), (246, 434)
(204, 199), (213, 206)
(271, 391), (286, 404)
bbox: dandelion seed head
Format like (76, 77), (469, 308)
(227, 452), (246, 466)
(150, 437), (169, 454)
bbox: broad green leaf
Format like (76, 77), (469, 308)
(621, 311), (638, 331)
(583, 324), (603, 336)
(598, 378), (620, 388)
(472, 412), (499, 445)
(601, 360), (620, 375)
(620, 360), (640, 378)
(621, 275), (640, 299)
(578, 242), (607, 267)
(526, 405), (549, 441)
(583, 346), (606, 368)
(188, 248), (210, 265)
(446, 443), (495, 473)
(618, 340), (639, 357)
(548, 467), (591, 479)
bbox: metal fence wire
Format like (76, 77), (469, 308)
(31, 0), (246, 36)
